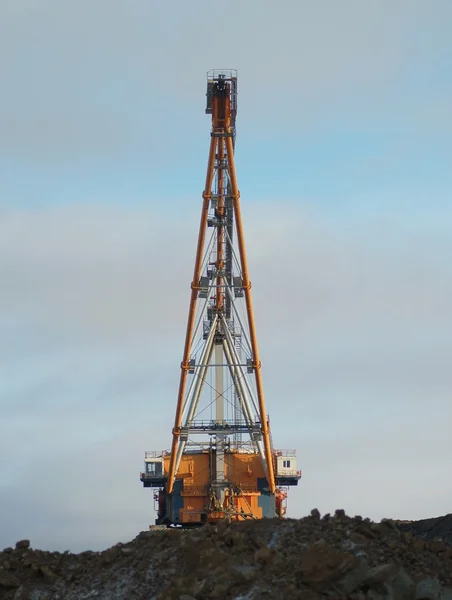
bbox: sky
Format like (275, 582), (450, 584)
(1, 0), (451, 552)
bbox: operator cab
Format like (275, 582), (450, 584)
(274, 450), (302, 486)
(145, 459), (163, 476)
(140, 453), (166, 488)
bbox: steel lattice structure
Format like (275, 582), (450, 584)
(140, 71), (301, 527)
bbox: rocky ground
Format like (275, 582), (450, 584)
(1, 510), (452, 600)
(396, 515), (452, 548)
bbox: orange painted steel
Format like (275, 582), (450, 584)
(163, 452), (266, 523)
(167, 74), (276, 498)
(166, 135), (218, 494)
(224, 133), (277, 494)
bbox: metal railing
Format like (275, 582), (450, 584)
(140, 472), (166, 479)
(144, 450), (169, 459)
(207, 69), (238, 81)
(185, 419), (261, 429)
(275, 469), (302, 478)
(273, 449), (298, 457)
(184, 421), (260, 433)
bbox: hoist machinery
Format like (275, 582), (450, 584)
(140, 70), (301, 526)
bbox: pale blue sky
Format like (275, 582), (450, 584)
(1, 0), (451, 551)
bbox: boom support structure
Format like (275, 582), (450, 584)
(140, 71), (301, 527)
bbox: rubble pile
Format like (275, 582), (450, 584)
(396, 514), (452, 547)
(1, 510), (452, 600)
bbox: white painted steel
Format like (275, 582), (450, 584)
(175, 314), (218, 474)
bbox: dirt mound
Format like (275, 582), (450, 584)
(1, 510), (452, 599)
(396, 514), (452, 546)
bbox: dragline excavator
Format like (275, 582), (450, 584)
(140, 70), (301, 527)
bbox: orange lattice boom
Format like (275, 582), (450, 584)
(140, 71), (301, 527)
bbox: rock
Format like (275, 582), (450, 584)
(396, 514), (452, 546)
(100, 547), (120, 565)
(415, 577), (442, 599)
(254, 547), (274, 565)
(234, 565), (257, 581)
(380, 518), (397, 528)
(335, 509), (346, 517)
(366, 591), (387, 600)
(357, 565), (413, 600)
(439, 547), (452, 560)
(365, 563), (399, 585)
(371, 523), (383, 536)
(298, 542), (357, 586)
(39, 564), (57, 584)
(0, 569), (20, 588)
(429, 540), (447, 554)
(338, 561), (369, 594)
(15, 540), (30, 550)
(378, 519), (402, 540)
(224, 530), (245, 547)
(401, 531), (413, 543)
(413, 539), (426, 551)
(210, 584), (230, 599)
(3, 547), (13, 554)
(349, 532), (369, 545)
(0, 512), (452, 598)
(390, 568), (415, 600)
(355, 522), (378, 539)
(13, 586), (30, 600)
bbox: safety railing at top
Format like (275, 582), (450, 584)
(273, 449), (298, 457)
(206, 69), (238, 81)
(144, 450), (170, 459)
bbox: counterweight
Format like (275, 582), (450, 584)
(140, 71), (301, 526)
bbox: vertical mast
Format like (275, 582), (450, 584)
(166, 70), (276, 496)
(141, 71), (302, 527)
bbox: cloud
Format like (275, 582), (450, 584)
(0, 0), (451, 551)
(1, 201), (451, 549)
